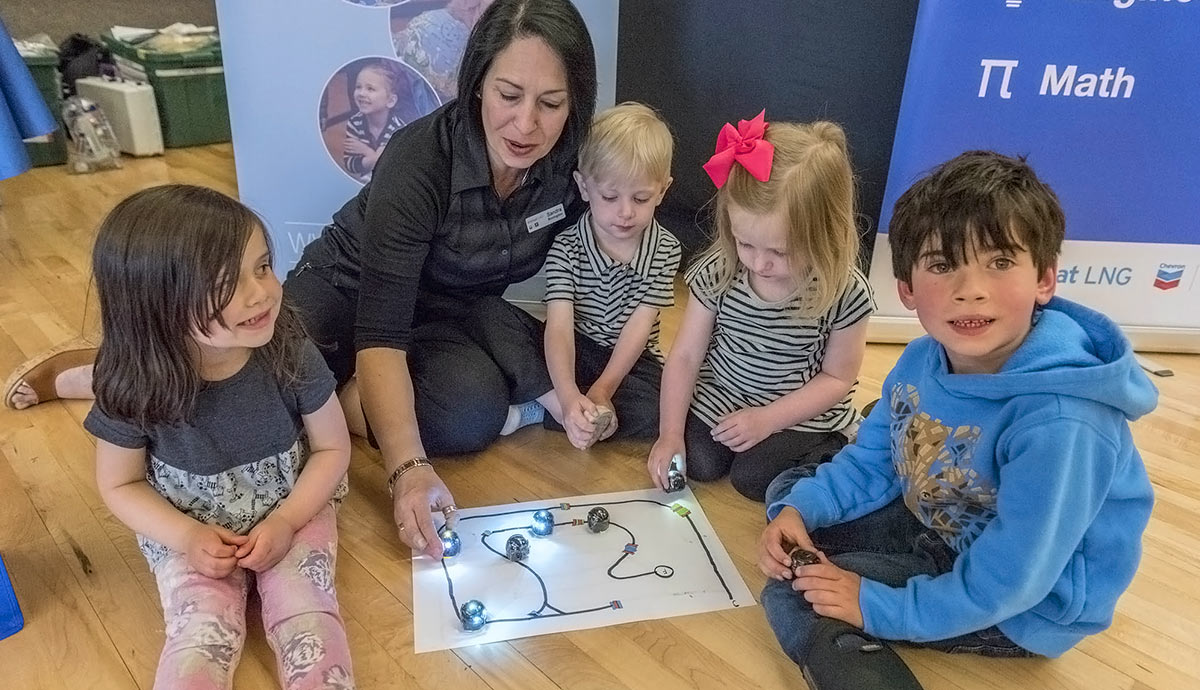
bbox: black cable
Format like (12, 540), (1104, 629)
(439, 498), (738, 629)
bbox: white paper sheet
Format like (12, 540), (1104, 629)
(412, 486), (755, 652)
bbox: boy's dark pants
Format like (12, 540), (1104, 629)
(761, 464), (1034, 669)
(468, 297), (663, 440)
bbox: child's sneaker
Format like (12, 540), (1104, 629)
(801, 619), (924, 690)
(500, 400), (545, 436)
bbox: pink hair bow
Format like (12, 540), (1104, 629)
(702, 109), (774, 188)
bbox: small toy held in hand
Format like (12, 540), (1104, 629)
(666, 453), (687, 493)
(788, 545), (821, 569)
(439, 525), (461, 558)
(585, 406), (614, 448)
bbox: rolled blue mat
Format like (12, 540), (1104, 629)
(0, 14), (57, 180)
(0, 552), (23, 641)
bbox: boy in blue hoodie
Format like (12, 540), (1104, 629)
(757, 151), (1157, 690)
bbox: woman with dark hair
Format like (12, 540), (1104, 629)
(4, 0), (598, 561)
(287, 0), (597, 558)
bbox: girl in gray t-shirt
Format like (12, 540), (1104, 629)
(83, 185), (355, 689)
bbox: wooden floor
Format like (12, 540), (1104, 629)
(0, 147), (1197, 690)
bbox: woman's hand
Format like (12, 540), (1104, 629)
(236, 513), (297, 572)
(712, 407), (775, 452)
(393, 464), (455, 558)
(184, 524), (248, 579)
(646, 436), (685, 491)
(757, 506), (816, 581)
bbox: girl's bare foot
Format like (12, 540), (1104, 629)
(7, 381), (40, 409)
(3, 342), (98, 410)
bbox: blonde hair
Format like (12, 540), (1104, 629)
(697, 120), (858, 317)
(577, 102), (673, 184)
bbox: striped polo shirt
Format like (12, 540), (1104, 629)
(685, 251), (875, 432)
(544, 211), (682, 361)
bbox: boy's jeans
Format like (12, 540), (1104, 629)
(761, 465), (1035, 663)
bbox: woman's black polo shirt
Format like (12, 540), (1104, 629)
(317, 100), (583, 352)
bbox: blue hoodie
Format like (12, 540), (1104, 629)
(767, 297), (1157, 657)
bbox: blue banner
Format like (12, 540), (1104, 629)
(880, 0), (1198, 245)
(868, 0), (1200, 343)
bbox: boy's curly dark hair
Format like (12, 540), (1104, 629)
(889, 151), (1065, 284)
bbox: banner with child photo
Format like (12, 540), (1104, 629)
(214, 0), (618, 273)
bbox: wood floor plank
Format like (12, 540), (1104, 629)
(453, 643), (562, 690)
(0, 445), (136, 689)
(0, 424), (163, 686)
(509, 634), (634, 689)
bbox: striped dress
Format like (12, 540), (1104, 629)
(544, 211), (682, 361)
(685, 251), (875, 433)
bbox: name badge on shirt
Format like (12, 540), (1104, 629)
(525, 203), (566, 233)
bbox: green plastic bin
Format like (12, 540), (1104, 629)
(101, 34), (231, 148)
(21, 55), (67, 167)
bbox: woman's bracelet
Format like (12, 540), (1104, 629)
(386, 456), (431, 497)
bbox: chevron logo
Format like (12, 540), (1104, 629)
(1153, 265), (1184, 291)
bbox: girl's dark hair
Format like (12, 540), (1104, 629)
(888, 151), (1065, 284)
(457, 0), (597, 159)
(92, 184), (308, 429)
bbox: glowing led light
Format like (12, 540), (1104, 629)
(440, 527), (462, 558)
(460, 599), (487, 631)
(530, 509), (554, 537)
(464, 614), (486, 631)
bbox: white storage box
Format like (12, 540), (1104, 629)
(75, 77), (164, 156)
